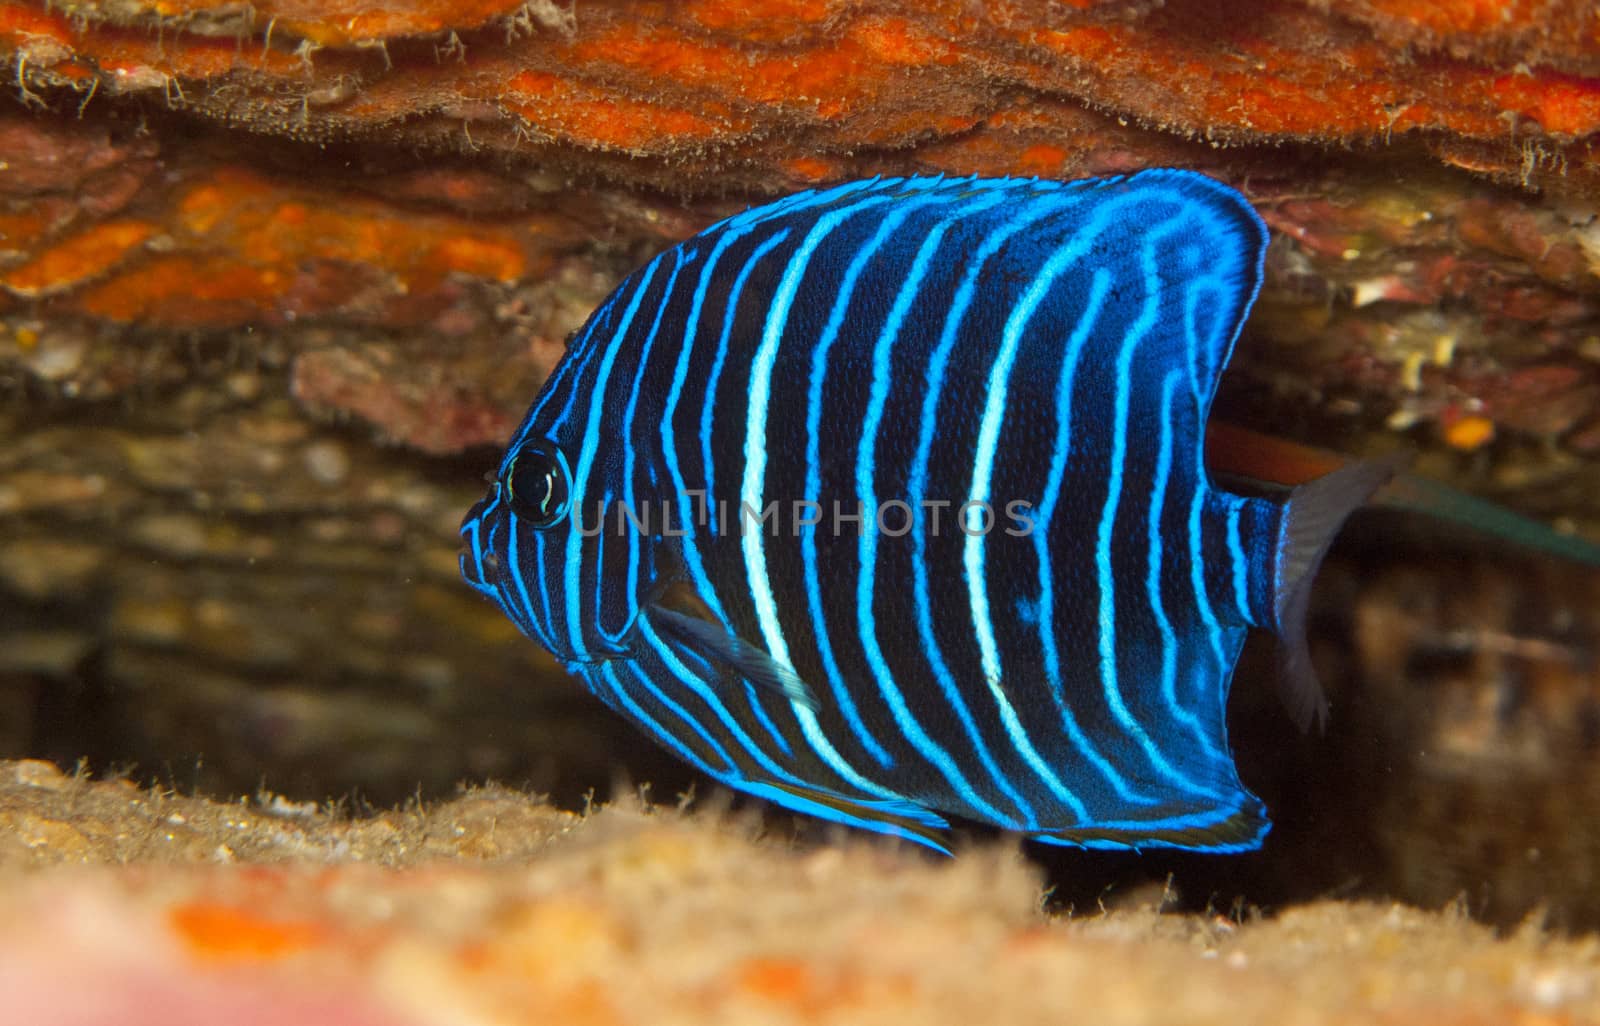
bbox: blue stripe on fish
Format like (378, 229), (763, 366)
(459, 170), (1394, 854)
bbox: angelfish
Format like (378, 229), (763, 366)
(459, 171), (1393, 853)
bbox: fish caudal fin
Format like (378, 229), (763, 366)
(1379, 471), (1600, 568)
(1274, 456), (1401, 732)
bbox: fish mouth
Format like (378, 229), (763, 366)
(458, 494), (500, 599)
(457, 484), (652, 669)
(458, 548), (501, 598)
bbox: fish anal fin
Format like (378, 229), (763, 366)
(648, 602), (820, 710)
(1274, 454), (1405, 732)
(743, 779), (951, 854)
(1029, 795), (1270, 854)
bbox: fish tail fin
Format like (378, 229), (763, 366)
(1274, 455), (1402, 732)
(1377, 472), (1600, 568)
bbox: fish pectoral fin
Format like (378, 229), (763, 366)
(741, 779), (951, 854)
(1028, 793), (1269, 854)
(647, 604), (820, 710)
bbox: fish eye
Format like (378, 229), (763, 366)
(503, 440), (571, 530)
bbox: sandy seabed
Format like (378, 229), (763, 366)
(0, 758), (1596, 1025)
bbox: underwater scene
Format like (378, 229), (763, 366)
(2, 0), (1600, 1022)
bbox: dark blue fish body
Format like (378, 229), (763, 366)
(460, 171), (1388, 853)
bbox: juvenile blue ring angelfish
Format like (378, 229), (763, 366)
(460, 170), (1390, 853)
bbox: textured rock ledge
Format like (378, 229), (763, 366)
(2, 759), (1598, 1026)
(3, 0), (1597, 195)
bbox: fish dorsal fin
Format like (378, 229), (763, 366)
(1043, 169), (1267, 419)
(647, 600), (820, 710)
(693, 170), (1266, 410)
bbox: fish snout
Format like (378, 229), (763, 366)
(458, 495), (501, 598)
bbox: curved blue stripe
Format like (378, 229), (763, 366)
(533, 531), (557, 640)
(1146, 370), (1222, 760)
(735, 193), (934, 803)
(503, 510), (553, 652)
(1189, 458), (1231, 700)
(740, 681), (794, 759)
(699, 230), (791, 538)
(564, 255), (667, 660)
(737, 780), (951, 854)
(907, 189), (1097, 820)
(853, 192), (1023, 828)
(1225, 496), (1253, 624)
(524, 291), (621, 459)
(795, 195), (921, 770)
(461, 497), (498, 600)
(599, 660), (735, 778)
(633, 616), (816, 784)
(663, 186), (904, 798)
(972, 198), (1182, 817)
(1179, 265), (1255, 635)
(1090, 209), (1212, 797)
(1025, 263), (1147, 812)
(608, 249), (689, 648)
(661, 226), (761, 625)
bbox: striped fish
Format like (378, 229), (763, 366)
(459, 170), (1391, 853)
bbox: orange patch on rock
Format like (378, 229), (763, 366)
(1029, 10), (1600, 142)
(0, 219), (155, 297)
(0, 210), (55, 258)
(3, 0), (1598, 198)
(65, 23), (307, 83)
(781, 156), (838, 182)
(1326, 0), (1600, 70)
(850, 16), (962, 67)
(1359, 0), (1528, 35)
(184, 171), (527, 278)
(71, 169), (532, 326)
(1490, 72), (1600, 136)
(559, 20), (939, 121)
(735, 956), (817, 1004)
(685, 0), (836, 35)
(504, 70), (746, 151)
(1016, 143), (1068, 175)
(76, 254), (279, 325)
(170, 901), (325, 962)
(0, 3), (72, 44)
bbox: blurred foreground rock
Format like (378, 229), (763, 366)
(2, 759), (1599, 1026)
(0, 0), (1597, 932)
